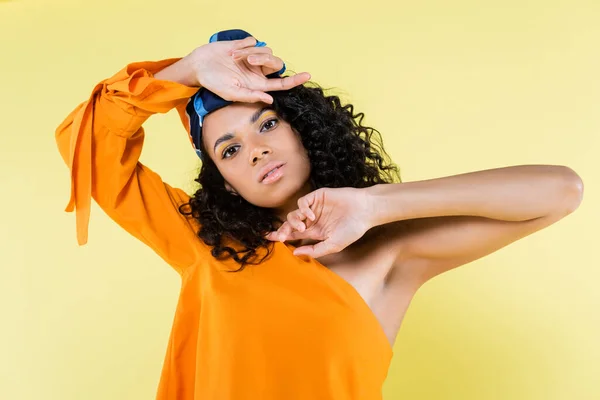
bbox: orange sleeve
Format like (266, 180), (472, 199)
(55, 58), (203, 273)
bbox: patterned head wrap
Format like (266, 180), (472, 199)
(184, 29), (287, 159)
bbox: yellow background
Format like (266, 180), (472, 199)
(1, 0), (598, 399)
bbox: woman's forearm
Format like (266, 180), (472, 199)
(154, 51), (200, 87)
(367, 164), (584, 227)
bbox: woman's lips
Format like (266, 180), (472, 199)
(257, 161), (286, 182)
(261, 164), (285, 184)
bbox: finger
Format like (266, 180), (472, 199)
(293, 240), (341, 259)
(268, 227), (313, 244)
(230, 36), (257, 53)
(231, 51), (284, 77)
(266, 229), (308, 242)
(262, 73), (311, 92)
(279, 223), (296, 242)
(232, 46), (273, 60)
(241, 53), (284, 74)
(271, 221), (290, 242)
(267, 229), (309, 242)
(286, 210), (306, 232)
(297, 197), (316, 221)
(244, 53), (283, 67)
(285, 228), (317, 242)
(265, 231), (279, 241)
(222, 85), (273, 104)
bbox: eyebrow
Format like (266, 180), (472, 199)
(212, 107), (273, 155)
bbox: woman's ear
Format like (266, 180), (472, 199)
(224, 182), (238, 196)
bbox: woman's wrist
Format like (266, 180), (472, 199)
(153, 50), (201, 87)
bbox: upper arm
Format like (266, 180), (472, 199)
(95, 143), (201, 273)
(55, 67), (202, 273)
(388, 211), (574, 285)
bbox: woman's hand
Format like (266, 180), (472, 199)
(188, 36), (311, 104)
(265, 187), (375, 258)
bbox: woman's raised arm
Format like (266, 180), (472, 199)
(56, 37), (310, 273)
(55, 56), (202, 274)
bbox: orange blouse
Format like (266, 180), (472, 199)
(55, 59), (393, 399)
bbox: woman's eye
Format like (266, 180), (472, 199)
(222, 146), (238, 159)
(261, 118), (278, 131)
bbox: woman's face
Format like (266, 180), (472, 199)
(201, 102), (312, 210)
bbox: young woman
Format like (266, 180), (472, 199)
(55, 29), (584, 399)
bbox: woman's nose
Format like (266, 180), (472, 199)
(250, 147), (271, 164)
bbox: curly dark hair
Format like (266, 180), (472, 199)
(179, 81), (401, 271)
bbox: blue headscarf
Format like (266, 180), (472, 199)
(184, 29), (287, 159)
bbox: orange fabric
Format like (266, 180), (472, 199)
(55, 60), (393, 399)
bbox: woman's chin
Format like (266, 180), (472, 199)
(243, 178), (313, 209)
